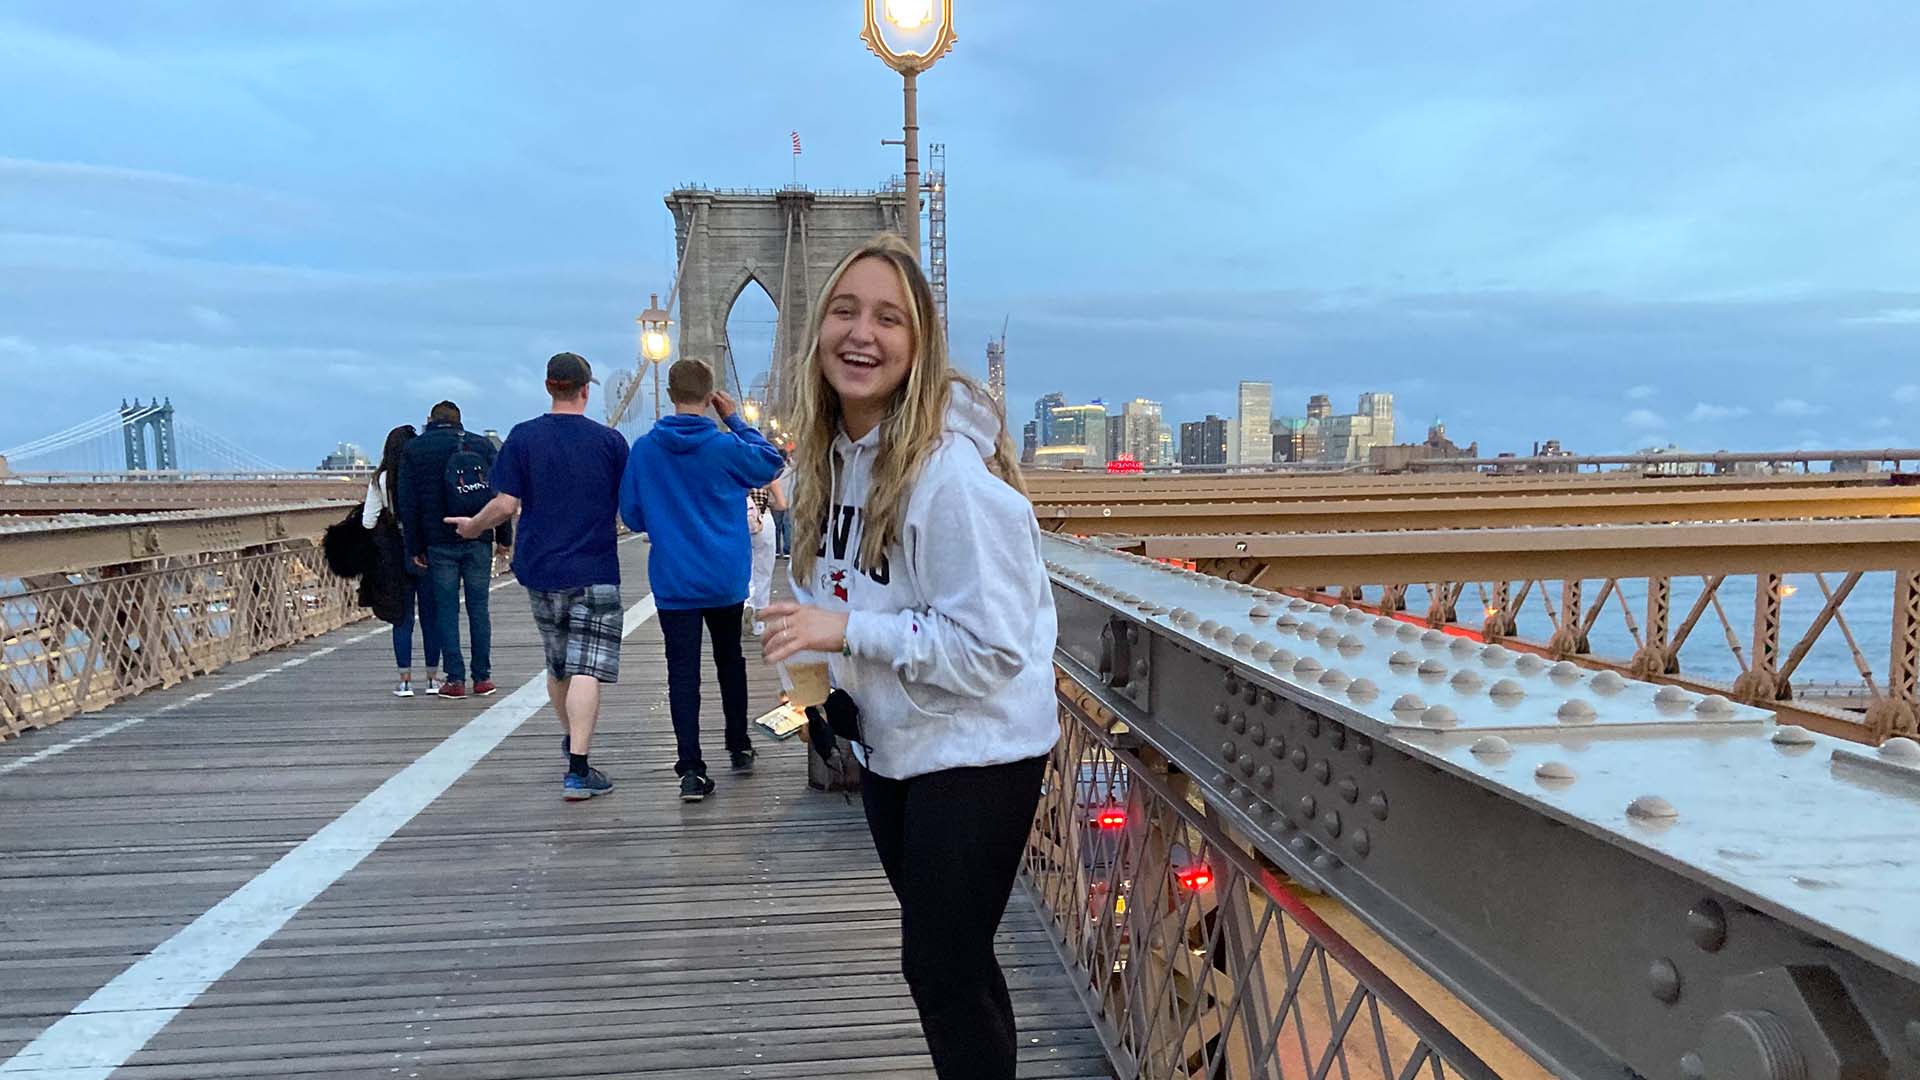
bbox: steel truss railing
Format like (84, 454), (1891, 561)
(0, 542), (362, 739)
(1025, 674), (1498, 1080)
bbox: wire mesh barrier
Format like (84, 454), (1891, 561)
(0, 542), (362, 739)
(1024, 676), (1498, 1080)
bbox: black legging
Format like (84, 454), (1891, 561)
(862, 754), (1048, 1079)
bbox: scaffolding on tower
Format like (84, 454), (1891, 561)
(927, 143), (947, 337)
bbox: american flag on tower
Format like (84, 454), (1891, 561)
(790, 131), (802, 156)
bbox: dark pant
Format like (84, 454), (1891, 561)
(392, 569), (442, 671)
(862, 755), (1048, 1080)
(428, 541), (492, 683)
(772, 509), (791, 556)
(658, 604), (750, 776)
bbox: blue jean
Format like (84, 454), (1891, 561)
(772, 509), (791, 556)
(428, 541), (492, 683)
(391, 570), (442, 671)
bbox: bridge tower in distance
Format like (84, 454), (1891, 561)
(121, 398), (178, 471)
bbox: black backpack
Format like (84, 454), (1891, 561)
(443, 438), (493, 519)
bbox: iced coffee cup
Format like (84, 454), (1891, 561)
(782, 650), (833, 709)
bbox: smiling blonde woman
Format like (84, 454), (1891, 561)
(761, 233), (1058, 1079)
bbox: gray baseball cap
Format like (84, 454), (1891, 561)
(546, 352), (599, 385)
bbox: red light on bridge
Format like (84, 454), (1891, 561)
(1092, 806), (1127, 830)
(1176, 864), (1214, 891)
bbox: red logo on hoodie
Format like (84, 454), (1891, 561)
(828, 569), (850, 603)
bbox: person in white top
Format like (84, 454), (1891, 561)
(744, 481), (787, 634)
(761, 234), (1057, 1079)
(366, 424), (441, 697)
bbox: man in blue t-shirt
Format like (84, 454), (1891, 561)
(448, 353), (630, 801)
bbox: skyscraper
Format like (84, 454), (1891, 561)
(1358, 391), (1395, 448)
(1178, 415), (1229, 465)
(1307, 394), (1332, 420)
(1033, 392), (1066, 445)
(1119, 398), (1163, 465)
(986, 338), (1006, 407)
(1049, 402), (1111, 466)
(1271, 417), (1306, 463)
(1237, 381), (1272, 466)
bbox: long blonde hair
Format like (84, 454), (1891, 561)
(785, 234), (1026, 583)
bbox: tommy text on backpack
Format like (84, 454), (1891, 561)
(444, 444), (494, 519)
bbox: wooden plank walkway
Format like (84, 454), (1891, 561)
(0, 539), (1110, 1079)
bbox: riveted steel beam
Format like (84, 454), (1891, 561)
(0, 503), (349, 578)
(1046, 535), (1920, 1080)
(1027, 470), (1893, 507)
(0, 478), (362, 514)
(1132, 519), (1920, 584)
(1033, 486), (1920, 535)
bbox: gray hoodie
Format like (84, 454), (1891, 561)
(789, 384), (1060, 781)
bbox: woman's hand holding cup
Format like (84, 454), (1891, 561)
(760, 602), (847, 709)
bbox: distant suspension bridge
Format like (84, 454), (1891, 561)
(0, 400), (284, 475)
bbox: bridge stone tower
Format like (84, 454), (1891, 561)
(121, 398), (178, 471)
(665, 187), (906, 411)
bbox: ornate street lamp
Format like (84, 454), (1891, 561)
(637, 293), (673, 364)
(861, 0), (956, 256)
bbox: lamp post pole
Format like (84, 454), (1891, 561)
(901, 69), (920, 254)
(864, 1), (953, 259)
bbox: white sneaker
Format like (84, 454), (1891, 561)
(424, 677), (441, 695)
(393, 682), (415, 698)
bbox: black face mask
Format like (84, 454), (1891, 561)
(805, 689), (863, 764)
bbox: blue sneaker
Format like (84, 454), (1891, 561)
(562, 767), (613, 801)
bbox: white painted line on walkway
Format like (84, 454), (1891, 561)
(0, 717), (149, 777)
(0, 592), (658, 1080)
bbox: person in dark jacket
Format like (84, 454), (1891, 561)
(366, 424), (439, 696)
(397, 400), (512, 699)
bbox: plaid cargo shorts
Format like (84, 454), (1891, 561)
(528, 584), (623, 683)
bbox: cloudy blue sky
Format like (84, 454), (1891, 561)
(2, 1), (1917, 469)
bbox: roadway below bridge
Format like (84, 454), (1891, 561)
(0, 540), (1108, 1079)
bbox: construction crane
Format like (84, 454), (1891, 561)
(986, 315), (1008, 406)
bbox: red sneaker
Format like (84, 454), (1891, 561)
(436, 680), (467, 699)
(472, 680), (498, 697)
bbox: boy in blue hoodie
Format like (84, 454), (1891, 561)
(619, 359), (785, 801)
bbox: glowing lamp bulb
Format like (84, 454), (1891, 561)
(640, 329), (671, 362)
(1485, 606), (1502, 618)
(884, 0), (934, 30)
(1779, 584), (1798, 598)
